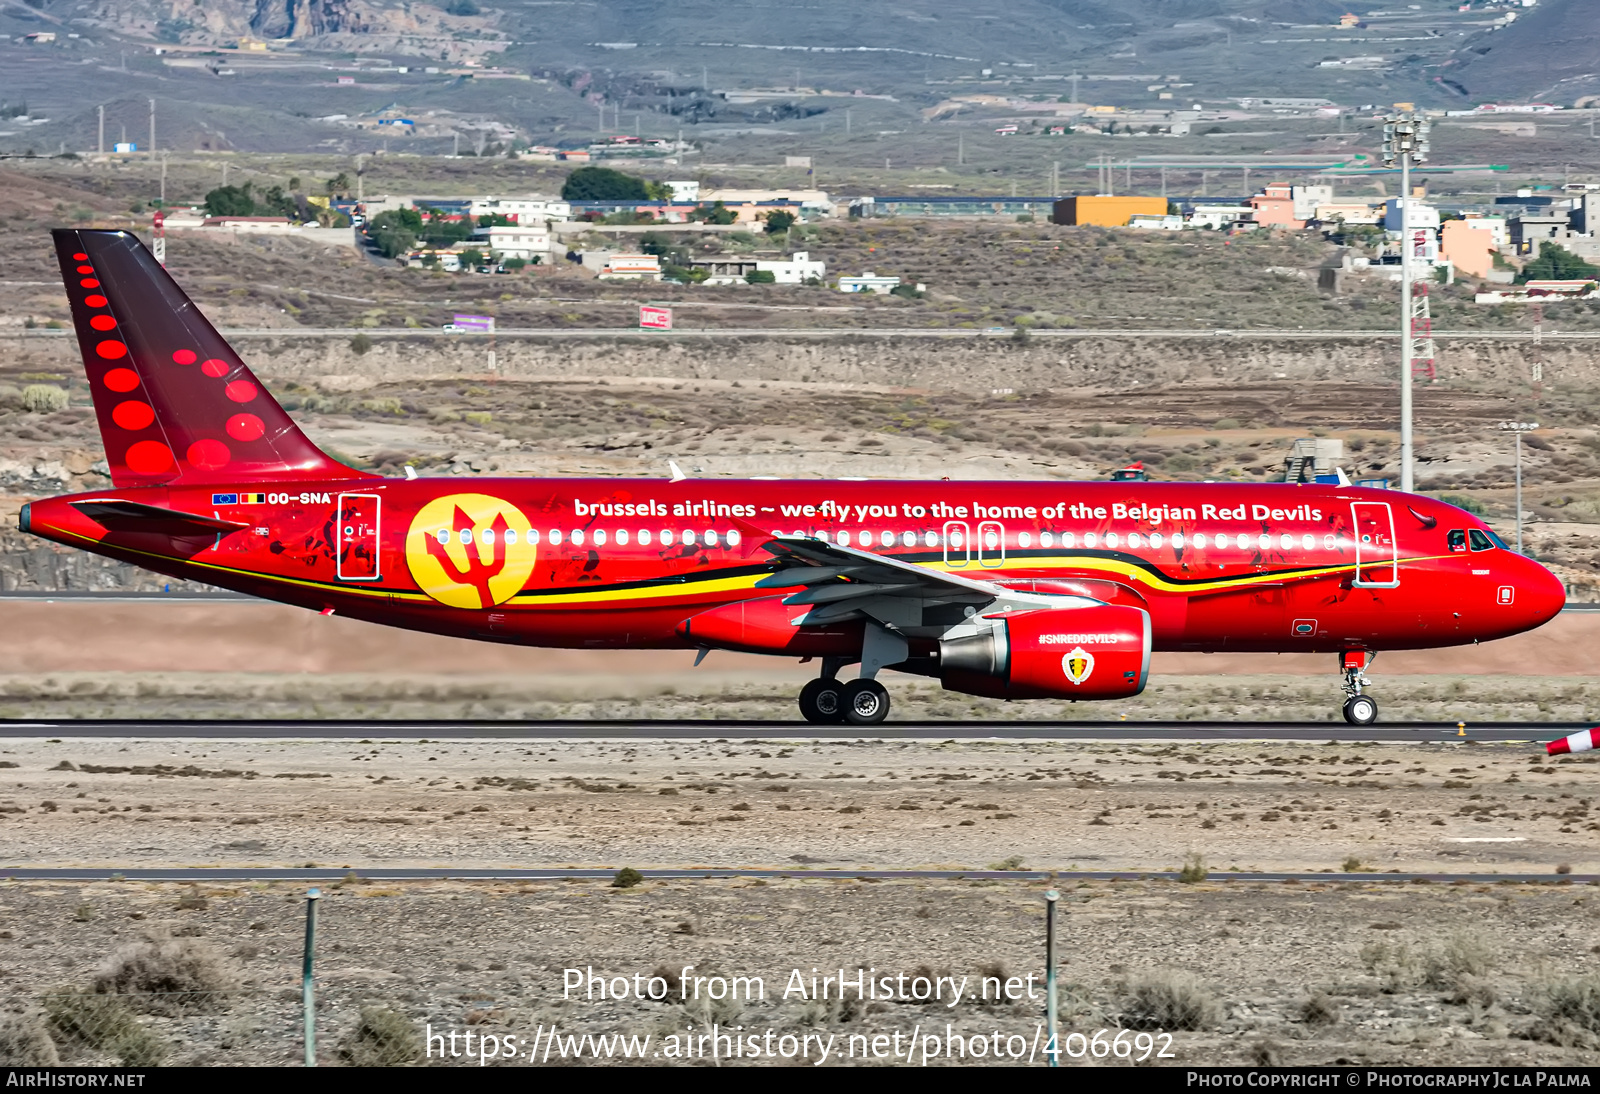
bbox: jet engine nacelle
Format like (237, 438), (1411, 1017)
(939, 604), (1151, 700)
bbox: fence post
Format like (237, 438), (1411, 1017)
(302, 887), (321, 1067)
(1044, 888), (1060, 1067)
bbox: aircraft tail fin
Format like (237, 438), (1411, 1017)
(52, 228), (370, 488)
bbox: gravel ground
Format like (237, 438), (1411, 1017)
(1, 876), (1598, 1067)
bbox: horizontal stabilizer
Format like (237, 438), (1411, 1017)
(71, 499), (250, 537)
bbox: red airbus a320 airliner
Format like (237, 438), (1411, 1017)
(18, 230), (1566, 725)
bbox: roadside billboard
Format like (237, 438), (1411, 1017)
(639, 305), (673, 330)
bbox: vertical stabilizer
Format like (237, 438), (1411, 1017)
(52, 228), (369, 488)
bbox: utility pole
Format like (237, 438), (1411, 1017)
(846, 109), (851, 135)
(159, 152), (168, 204)
(1384, 106), (1430, 495)
(1052, 160), (1059, 195)
(1500, 421), (1538, 554)
(596, 100), (604, 135)
(1161, 165), (1167, 199)
(1070, 72), (1081, 104)
(148, 98), (155, 157)
(958, 132), (963, 165)
(97, 105), (104, 156)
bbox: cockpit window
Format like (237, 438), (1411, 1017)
(1482, 528), (1509, 551)
(1447, 529), (1467, 552)
(1469, 529), (1496, 552)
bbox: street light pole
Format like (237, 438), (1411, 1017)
(1400, 150), (1413, 493)
(1500, 421), (1538, 555)
(1384, 107), (1430, 495)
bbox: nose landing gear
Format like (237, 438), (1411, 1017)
(1340, 650), (1377, 725)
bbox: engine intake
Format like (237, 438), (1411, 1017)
(939, 604), (1151, 701)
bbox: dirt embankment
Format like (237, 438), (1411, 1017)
(0, 331), (1570, 394)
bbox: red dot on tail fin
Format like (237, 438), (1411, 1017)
(89, 315), (116, 332)
(80, 278), (100, 288)
(84, 294), (107, 307)
(226, 413), (265, 442)
(172, 349), (197, 365)
(103, 368), (139, 393)
(201, 358), (229, 378)
(124, 440), (174, 475)
(76, 265), (94, 275)
(186, 439), (231, 471)
(112, 400), (155, 431)
(95, 340), (127, 360)
(72, 252), (87, 260)
(225, 380), (258, 404)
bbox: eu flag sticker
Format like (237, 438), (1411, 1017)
(211, 493), (239, 506)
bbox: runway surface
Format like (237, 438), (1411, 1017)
(0, 867), (1589, 885)
(0, 717), (1576, 742)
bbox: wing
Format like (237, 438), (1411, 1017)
(751, 533), (1007, 626)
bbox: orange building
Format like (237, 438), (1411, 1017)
(1249, 184), (1305, 229)
(1051, 196), (1169, 227)
(1440, 220), (1497, 279)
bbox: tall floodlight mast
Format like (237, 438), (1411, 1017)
(1383, 106), (1430, 494)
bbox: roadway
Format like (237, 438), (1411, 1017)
(0, 867), (1587, 884)
(0, 718), (1572, 742)
(2, 327), (1595, 342)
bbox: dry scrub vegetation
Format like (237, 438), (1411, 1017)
(0, 879), (1599, 1065)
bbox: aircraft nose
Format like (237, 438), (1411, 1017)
(1514, 553), (1566, 628)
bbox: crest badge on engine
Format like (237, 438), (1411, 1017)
(1062, 646), (1095, 686)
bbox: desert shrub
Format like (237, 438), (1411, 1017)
(1421, 932), (1495, 993)
(612, 867), (643, 889)
(21, 385), (68, 413)
(91, 938), (241, 1014)
(1439, 494), (1487, 517)
(1300, 992), (1338, 1026)
(0, 1011), (59, 1065)
(339, 1005), (420, 1066)
(1119, 971), (1221, 1030)
(349, 333), (373, 356)
(45, 992), (166, 1065)
(1177, 853), (1207, 883)
(1539, 975), (1600, 1033)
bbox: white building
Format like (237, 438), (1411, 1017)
(1128, 214), (1183, 230)
(1314, 201), (1381, 225)
(702, 187), (833, 215)
(838, 272), (901, 294)
(469, 197), (571, 224)
(1185, 205), (1254, 230)
(472, 224), (552, 260)
(597, 254), (662, 281)
(1384, 198), (1441, 232)
(755, 250), (826, 283)
(1459, 213), (1509, 249)
(665, 181), (701, 202)
(1291, 184), (1334, 223)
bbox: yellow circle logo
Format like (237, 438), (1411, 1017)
(406, 493), (537, 609)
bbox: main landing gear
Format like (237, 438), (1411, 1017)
(1340, 650), (1378, 725)
(797, 659), (892, 726)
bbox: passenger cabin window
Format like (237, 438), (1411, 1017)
(1468, 529), (1496, 552)
(1447, 530), (1468, 553)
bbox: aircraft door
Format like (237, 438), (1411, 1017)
(943, 521), (971, 569)
(336, 493), (382, 581)
(1351, 501), (1398, 588)
(977, 520), (1006, 568)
